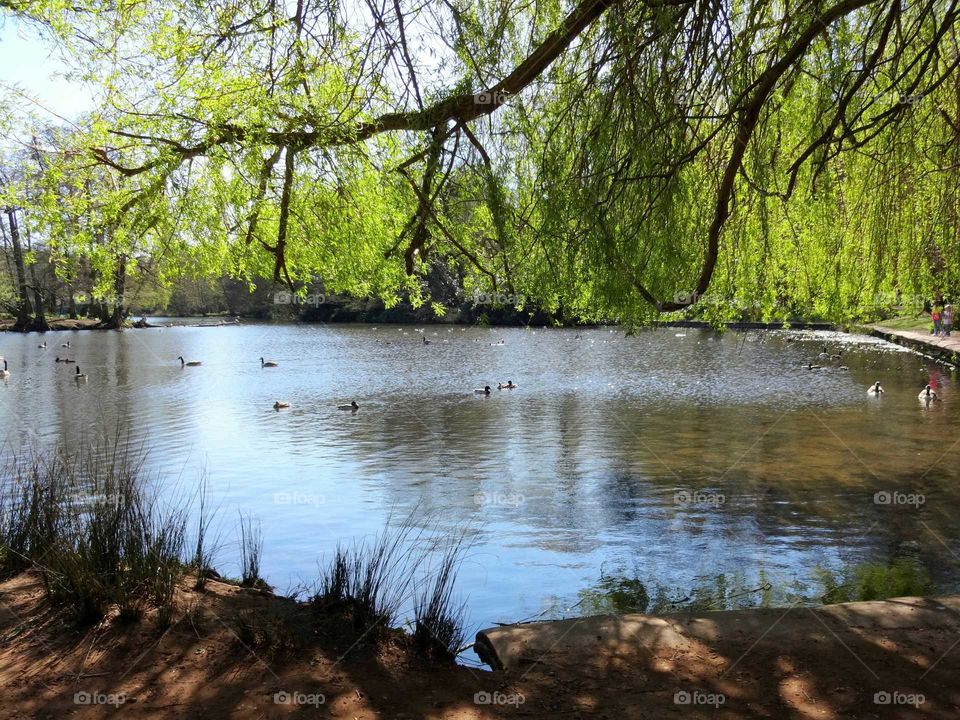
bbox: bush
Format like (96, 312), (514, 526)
(313, 520), (470, 660)
(0, 442), (193, 624)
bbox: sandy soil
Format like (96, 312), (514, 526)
(3, 572), (960, 719)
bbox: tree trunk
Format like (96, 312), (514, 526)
(4, 207), (34, 331)
(24, 223), (49, 332)
(105, 254), (127, 329)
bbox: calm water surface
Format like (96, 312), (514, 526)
(2, 323), (959, 650)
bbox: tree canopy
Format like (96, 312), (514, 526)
(3, 0), (960, 324)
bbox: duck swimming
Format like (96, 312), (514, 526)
(804, 363), (822, 369)
(498, 381), (518, 389)
(867, 381), (884, 396)
(61, 341), (71, 348)
(337, 401), (360, 411)
(74, 366), (87, 382)
(260, 357), (279, 367)
(0, 360), (9, 378)
(37, 341), (46, 349)
(474, 385), (492, 395)
(273, 401), (290, 410)
(178, 356), (202, 367)
(918, 384), (940, 401)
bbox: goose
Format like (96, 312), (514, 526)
(178, 356), (202, 367)
(817, 346), (830, 360)
(337, 401), (360, 411)
(273, 401), (290, 410)
(63, 358), (76, 364)
(61, 341), (71, 348)
(37, 341), (46, 349)
(0, 360), (9, 378)
(830, 350), (844, 361)
(804, 363), (822, 370)
(918, 384), (939, 401)
(474, 385), (492, 395)
(55, 356), (63, 363)
(867, 381), (884, 396)
(498, 380), (518, 389)
(74, 366), (87, 382)
(260, 357), (279, 368)
(422, 336), (431, 345)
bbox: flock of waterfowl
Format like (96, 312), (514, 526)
(9, 331), (947, 409)
(24, 339), (90, 382)
(804, 344), (943, 404)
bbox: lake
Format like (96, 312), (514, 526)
(2, 322), (959, 658)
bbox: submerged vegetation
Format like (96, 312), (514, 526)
(575, 560), (934, 617)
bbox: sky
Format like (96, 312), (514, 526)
(0, 16), (93, 125)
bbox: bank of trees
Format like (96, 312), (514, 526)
(2, 0), (959, 327)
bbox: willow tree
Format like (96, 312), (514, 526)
(8, 0), (960, 323)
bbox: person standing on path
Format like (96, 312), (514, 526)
(943, 303), (953, 337)
(932, 299), (943, 335)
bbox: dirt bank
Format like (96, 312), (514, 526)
(3, 572), (959, 718)
(0, 318), (105, 332)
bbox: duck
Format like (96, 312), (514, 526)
(61, 341), (71, 348)
(918, 384), (940, 401)
(260, 357), (279, 368)
(178, 356), (202, 367)
(273, 401), (290, 410)
(74, 366), (87, 382)
(37, 341), (46, 349)
(0, 360), (9, 378)
(337, 401), (360, 411)
(498, 380), (518, 389)
(867, 381), (884, 396)
(474, 385), (492, 395)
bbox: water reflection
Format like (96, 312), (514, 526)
(0, 324), (958, 635)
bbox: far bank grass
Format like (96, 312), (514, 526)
(870, 313), (931, 332)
